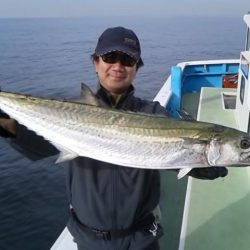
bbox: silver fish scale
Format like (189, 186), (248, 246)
(0, 96), (209, 168)
(1, 91), (250, 169)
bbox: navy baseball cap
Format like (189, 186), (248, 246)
(94, 26), (143, 65)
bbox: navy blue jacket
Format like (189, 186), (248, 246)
(11, 85), (168, 249)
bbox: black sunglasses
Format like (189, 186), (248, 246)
(101, 52), (137, 67)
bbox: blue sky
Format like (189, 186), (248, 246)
(0, 0), (249, 18)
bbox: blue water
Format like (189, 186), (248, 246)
(0, 16), (245, 250)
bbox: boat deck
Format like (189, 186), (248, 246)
(182, 168), (250, 250)
(165, 85), (250, 250)
(159, 172), (188, 249)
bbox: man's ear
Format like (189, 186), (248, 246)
(93, 59), (99, 74)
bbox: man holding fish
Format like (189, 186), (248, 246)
(0, 27), (230, 249)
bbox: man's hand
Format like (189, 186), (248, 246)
(188, 167), (228, 180)
(0, 117), (17, 137)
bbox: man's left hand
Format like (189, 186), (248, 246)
(188, 167), (228, 180)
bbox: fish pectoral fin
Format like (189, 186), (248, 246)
(177, 168), (193, 179)
(56, 150), (78, 163)
(53, 143), (78, 163)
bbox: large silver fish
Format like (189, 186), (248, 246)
(0, 84), (250, 177)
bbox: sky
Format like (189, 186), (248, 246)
(0, 0), (249, 18)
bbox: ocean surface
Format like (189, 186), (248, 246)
(0, 16), (245, 250)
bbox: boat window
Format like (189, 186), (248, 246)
(248, 112), (250, 134)
(223, 93), (236, 109)
(240, 75), (246, 105)
(240, 55), (249, 79)
(246, 27), (250, 51)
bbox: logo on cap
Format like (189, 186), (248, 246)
(124, 38), (137, 47)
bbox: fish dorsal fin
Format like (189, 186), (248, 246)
(79, 83), (100, 106)
(79, 83), (108, 107)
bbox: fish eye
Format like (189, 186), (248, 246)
(240, 139), (250, 149)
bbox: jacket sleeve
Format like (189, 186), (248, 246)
(139, 100), (169, 116)
(151, 101), (169, 115)
(10, 124), (59, 161)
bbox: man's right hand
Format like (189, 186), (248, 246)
(0, 112), (17, 137)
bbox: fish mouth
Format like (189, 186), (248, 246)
(240, 151), (250, 164)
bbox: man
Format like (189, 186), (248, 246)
(0, 26), (227, 250)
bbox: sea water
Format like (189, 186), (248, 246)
(0, 16), (244, 250)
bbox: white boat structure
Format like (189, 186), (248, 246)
(51, 12), (250, 250)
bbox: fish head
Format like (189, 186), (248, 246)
(207, 131), (250, 166)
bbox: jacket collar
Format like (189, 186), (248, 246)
(95, 83), (135, 108)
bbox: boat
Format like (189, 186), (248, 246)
(51, 11), (250, 250)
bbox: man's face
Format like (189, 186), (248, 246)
(94, 52), (137, 96)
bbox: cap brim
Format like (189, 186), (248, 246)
(96, 46), (140, 61)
